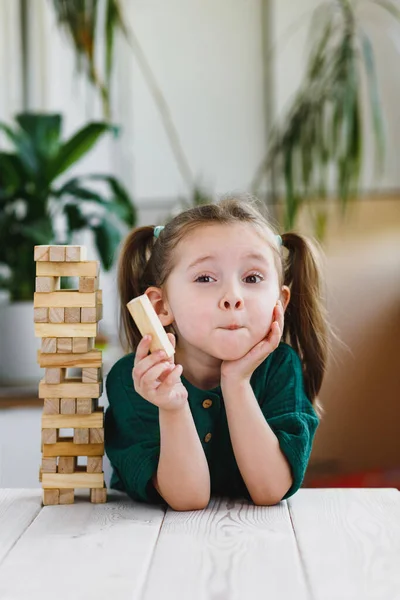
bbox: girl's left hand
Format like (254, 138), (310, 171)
(220, 300), (284, 386)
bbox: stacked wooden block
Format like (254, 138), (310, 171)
(34, 244), (107, 505)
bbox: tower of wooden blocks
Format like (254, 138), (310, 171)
(34, 244), (107, 505)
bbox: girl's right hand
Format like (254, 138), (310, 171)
(132, 332), (188, 412)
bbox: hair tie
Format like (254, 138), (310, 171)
(153, 225), (164, 239)
(276, 234), (282, 247)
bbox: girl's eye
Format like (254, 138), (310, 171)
(195, 274), (216, 283)
(244, 273), (264, 284)
(195, 273), (264, 284)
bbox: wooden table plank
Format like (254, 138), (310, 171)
(0, 490), (42, 567)
(0, 491), (166, 600)
(140, 496), (310, 600)
(288, 488), (400, 600)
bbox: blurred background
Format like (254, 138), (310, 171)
(0, 0), (399, 492)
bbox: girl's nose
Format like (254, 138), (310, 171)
(219, 293), (244, 310)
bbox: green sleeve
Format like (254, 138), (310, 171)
(260, 345), (320, 500)
(104, 359), (165, 504)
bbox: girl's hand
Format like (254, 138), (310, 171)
(132, 332), (188, 412)
(220, 300), (284, 386)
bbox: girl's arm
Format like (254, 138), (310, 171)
(222, 379), (293, 506)
(153, 402), (211, 511)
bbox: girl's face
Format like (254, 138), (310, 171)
(163, 223), (284, 361)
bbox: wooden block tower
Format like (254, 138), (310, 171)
(34, 245), (107, 505)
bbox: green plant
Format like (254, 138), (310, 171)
(0, 112), (136, 301)
(51, 0), (127, 120)
(253, 0), (399, 238)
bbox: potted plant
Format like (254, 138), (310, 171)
(253, 0), (399, 238)
(0, 112), (136, 384)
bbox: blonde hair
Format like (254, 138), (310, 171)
(118, 195), (332, 417)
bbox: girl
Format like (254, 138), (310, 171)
(105, 196), (331, 511)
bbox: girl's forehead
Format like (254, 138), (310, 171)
(175, 222), (275, 262)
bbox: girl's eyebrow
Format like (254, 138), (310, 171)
(186, 252), (269, 271)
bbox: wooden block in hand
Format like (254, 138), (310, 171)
(126, 294), (174, 357)
(65, 246), (87, 262)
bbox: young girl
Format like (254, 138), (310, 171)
(105, 196), (331, 511)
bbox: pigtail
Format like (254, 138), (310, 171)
(117, 226), (156, 352)
(281, 232), (330, 411)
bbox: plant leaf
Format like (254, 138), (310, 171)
(92, 216), (122, 271)
(48, 122), (118, 181)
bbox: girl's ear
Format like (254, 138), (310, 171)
(280, 286), (291, 312)
(145, 286), (174, 326)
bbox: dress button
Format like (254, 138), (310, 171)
(204, 433), (212, 443)
(202, 399), (213, 409)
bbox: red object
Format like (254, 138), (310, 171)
(306, 467), (400, 489)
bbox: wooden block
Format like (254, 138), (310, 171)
(79, 277), (99, 293)
(39, 378), (101, 399)
(76, 398), (95, 414)
(43, 398), (60, 414)
(72, 337), (95, 353)
(42, 472), (104, 489)
(59, 489), (75, 504)
(34, 290), (98, 308)
(37, 260), (98, 277)
(65, 246), (87, 262)
(43, 440), (104, 457)
(60, 398), (76, 414)
(74, 429), (89, 444)
(90, 485), (107, 504)
(34, 245), (50, 262)
(97, 303), (103, 320)
(43, 489), (59, 505)
(42, 429), (57, 444)
(89, 428), (104, 443)
(49, 307), (65, 323)
(37, 349), (102, 368)
(35, 323), (98, 338)
(49, 246), (66, 261)
(80, 307), (96, 323)
(64, 307), (81, 323)
(82, 367), (102, 383)
(34, 307), (48, 323)
(42, 410), (103, 429)
(58, 457), (77, 474)
(35, 276), (60, 293)
(87, 457), (103, 473)
(45, 368), (66, 384)
(41, 457), (57, 473)
(127, 294), (174, 358)
(41, 338), (57, 353)
(57, 338), (73, 353)
(39, 467), (42, 483)
(97, 289), (102, 303)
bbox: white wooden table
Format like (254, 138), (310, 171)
(0, 488), (399, 600)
